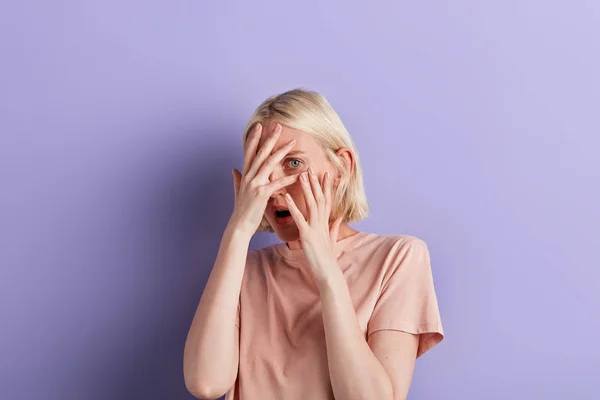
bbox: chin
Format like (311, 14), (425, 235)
(271, 224), (300, 243)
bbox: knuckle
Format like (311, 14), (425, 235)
(250, 182), (261, 192)
(263, 159), (275, 170)
(256, 149), (267, 159)
(257, 186), (269, 196)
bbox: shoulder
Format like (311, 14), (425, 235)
(358, 232), (430, 256)
(353, 233), (432, 278)
(245, 244), (280, 266)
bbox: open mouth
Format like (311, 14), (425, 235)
(275, 209), (291, 218)
(274, 208), (293, 225)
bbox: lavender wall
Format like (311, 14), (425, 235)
(1, 1), (599, 399)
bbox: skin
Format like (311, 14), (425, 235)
(255, 120), (359, 247)
(183, 122), (420, 400)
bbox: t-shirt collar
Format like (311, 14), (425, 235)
(276, 231), (368, 261)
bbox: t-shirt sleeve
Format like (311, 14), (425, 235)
(367, 237), (444, 358)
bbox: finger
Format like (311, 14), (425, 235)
(255, 138), (296, 182)
(330, 217), (344, 244)
(243, 123), (262, 175)
(263, 172), (301, 195)
(246, 123), (282, 179)
(299, 171), (317, 221)
(307, 167), (324, 209)
(232, 168), (242, 202)
(285, 193), (308, 230)
(323, 171), (332, 216)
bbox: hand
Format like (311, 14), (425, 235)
(284, 167), (344, 281)
(230, 123), (301, 237)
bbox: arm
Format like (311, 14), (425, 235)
(368, 330), (419, 400)
(318, 264), (419, 400)
(182, 223), (250, 399)
(284, 169), (425, 400)
(183, 122), (301, 399)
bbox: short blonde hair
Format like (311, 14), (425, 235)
(242, 88), (369, 232)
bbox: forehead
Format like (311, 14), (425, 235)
(258, 122), (324, 156)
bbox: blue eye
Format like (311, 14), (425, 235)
(286, 159), (302, 169)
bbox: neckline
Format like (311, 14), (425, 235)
(276, 231), (369, 261)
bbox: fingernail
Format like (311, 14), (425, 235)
(285, 193), (292, 200)
(289, 139), (296, 146)
(308, 167), (315, 176)
(301, 172), (307, 181)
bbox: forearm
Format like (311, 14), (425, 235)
(183, 221), (250, 397)
(318, 263), (394, 400)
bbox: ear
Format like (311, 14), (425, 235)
(334, 147), (355, 183)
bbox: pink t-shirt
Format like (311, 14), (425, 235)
(226, 231), (444, 399)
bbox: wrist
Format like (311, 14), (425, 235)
(224, 218), (254, 243)
(313, 256), (343, 288)
(316, 270), (345, 297)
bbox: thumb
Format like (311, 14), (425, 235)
(232, 169), (242, 202)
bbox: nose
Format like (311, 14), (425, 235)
(269, 167), (287, 198)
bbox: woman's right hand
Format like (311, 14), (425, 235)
(229, 122), (299, 237)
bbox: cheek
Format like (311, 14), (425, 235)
(286, 183), (307, 208)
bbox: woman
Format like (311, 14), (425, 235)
(183, 89), (444, 400)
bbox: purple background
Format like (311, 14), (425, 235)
(1, 1), (599, 399)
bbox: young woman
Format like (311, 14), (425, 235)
(183, 89), (444, 400)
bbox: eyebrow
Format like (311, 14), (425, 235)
(286, 150), (307, 157)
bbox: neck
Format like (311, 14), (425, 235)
(286, 223), (358, 250)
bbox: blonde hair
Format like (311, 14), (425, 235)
(242, 88), (369, 232)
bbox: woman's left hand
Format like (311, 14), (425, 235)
(284, 167), (344, 282)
